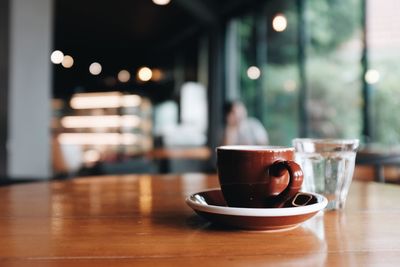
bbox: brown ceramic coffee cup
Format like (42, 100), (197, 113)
(217, 146), (303, 208)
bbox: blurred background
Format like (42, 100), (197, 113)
(1, 0), (400, 182)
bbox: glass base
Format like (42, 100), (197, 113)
(325, 200), (345, 211)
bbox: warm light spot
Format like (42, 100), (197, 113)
(365, 69), (380, 84)
(61, 115), (141, 128)
(71, 92), (120, 109)
(121, 115), (142, 128)
(152, 0), (170, 5)
(58, 133), (139, 145)
(61, 55), (74, 68)
(50, 50), (64, 64)
(247, 66), (261, 80)
(151, 68), (163, 81)
(122, 95), (142, 107)
(139, 175), (153, 215)
(118, 70), (131, 83)
(70, 92), (142, 109)
(84, 150), (101, 163)
(137, 67), (153, 82)
(89, 62), (102, 75)
(272, 14), (287, 32)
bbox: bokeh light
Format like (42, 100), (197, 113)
(272, 14), (287, 32)
(118, 70), (131, 83)
(50, 50), (64, 64)
(247, 66), (261, 80)
(152, 0), (171, 5)
(61, 55), (74, 68)
(84, 149), (101, 163)
(365, 69), (380, 84)
(137, 67), (153, 82)
(89, 62), (102, 75)
(151, 68), (163, 81)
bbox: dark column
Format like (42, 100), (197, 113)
(0, 0), (9, 178)
(297, 0), (309, 137)
(207, 25), (225, 154)
(361, 0), (372, 143)
(255, 5), (267, 123)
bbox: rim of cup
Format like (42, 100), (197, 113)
(216, 145), (295, 152)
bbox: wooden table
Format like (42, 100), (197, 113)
(1, 174), (400, 266)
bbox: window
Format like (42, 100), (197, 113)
(226, 0), (365, 146)
(307, 0), (362, 139)
(368, 0), (400, 145)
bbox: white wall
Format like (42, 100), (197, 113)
(8, 0), (53, 179)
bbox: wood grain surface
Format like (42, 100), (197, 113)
(0, 174), (399, 266)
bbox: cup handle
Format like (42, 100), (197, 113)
(268, 160), (304, 208)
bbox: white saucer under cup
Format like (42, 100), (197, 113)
(186, 188), (328, 231)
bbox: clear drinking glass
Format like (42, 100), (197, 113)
(292, 138), (359, 210)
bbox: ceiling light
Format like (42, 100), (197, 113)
(118, 70), (131, 83)
(61, 115), (141, 128)
(272, 14), (287, 32)
(61, 55), (74, 68)
(137, 67), (153, 82)
(50, 50), (64, 64)
(152, 0), (171, 6)
(58, 133), (139, 145)
(89, 62), (102, 75)
(122, 95), (142, 107)
(70, 92), (142, 109)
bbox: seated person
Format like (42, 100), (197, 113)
(222, 101), (269, 146)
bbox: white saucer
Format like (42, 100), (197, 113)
(186, 188), (327, 231)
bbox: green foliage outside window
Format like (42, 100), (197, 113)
(235, 0), (363, 145)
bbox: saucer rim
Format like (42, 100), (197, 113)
(185, 188), (328, 217)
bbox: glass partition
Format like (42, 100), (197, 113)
(368, 0), (400, 145)
(307, 0), (362, 139)
(227, 0), (364, 146)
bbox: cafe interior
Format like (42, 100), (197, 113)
(1, 0), (400, 265)
(2, 0), (400, 183)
